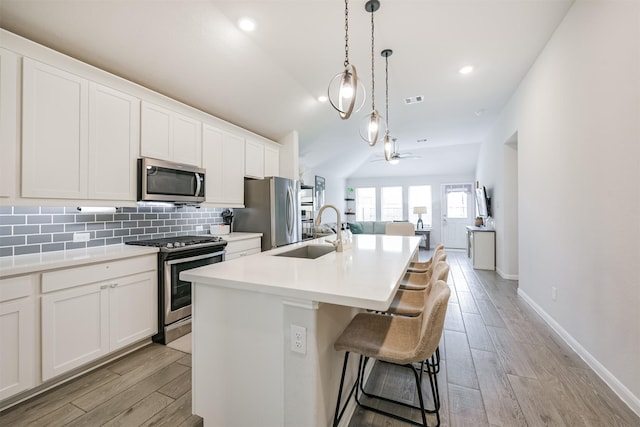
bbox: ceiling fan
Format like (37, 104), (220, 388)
(371, 138), (420, 164)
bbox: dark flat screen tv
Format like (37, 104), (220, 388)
(476, 186), (491, 217)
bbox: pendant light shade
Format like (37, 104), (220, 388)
(359, 0), (383, 146)
(328, 0), (365, 120)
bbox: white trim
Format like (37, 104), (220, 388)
(282, 299), (319, 310)
(517, 289), (640, 417)
(497, 268), (518, 280)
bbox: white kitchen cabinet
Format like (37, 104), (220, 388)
(22, 58), (139, 201)
(224, 236), (262, 261)
(41, 256), (157, 381)
(88, 83), (140, 200)
(264, 143), (280, 177)
(22, 57), (89, 199)
(0, 48), (18, 199)
(202, 124), (245, 206)
(141, 100), (202, 166)
(0, 275), (36, 400)
(244, 138), (265, 179)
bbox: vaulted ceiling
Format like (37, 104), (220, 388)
(0, 0), (574, 178)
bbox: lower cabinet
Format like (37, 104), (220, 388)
(225, 237), (261, 261)
(41, 258), (157, 381)
(0, 275), (36, 400)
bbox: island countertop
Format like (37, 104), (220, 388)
(181, 234), (421, 311)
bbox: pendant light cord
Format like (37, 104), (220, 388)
(344, 0), (349, 67)
(370, 9), (375, 110)
(385, 54), (389, 130)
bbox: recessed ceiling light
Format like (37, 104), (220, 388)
(317, 95), (328, 103)
(238, 17), (256, 32)
(459, 65), (474, 74)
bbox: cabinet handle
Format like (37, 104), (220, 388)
(100, 284), (108, 290)
(110, 283), (118, 288)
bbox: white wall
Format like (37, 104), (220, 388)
(346, 174), (475, 245)
(477, 0), (640, 412)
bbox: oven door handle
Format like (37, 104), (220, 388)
(165, 250), (226, 265)
(194, 173), (202, 197)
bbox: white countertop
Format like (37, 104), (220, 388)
(181, 234), (420, 311)
(221, 232), (262, 242)
(0, 244), (159, 278)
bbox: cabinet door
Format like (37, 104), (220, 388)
(245, 139), (264, 179)
(203, 125), (244, 205)
(88, 83), (140, 200)
(0, 48), (18, 198)
(109, 272), (157, 350)
(173, 113), (202, 166)
(0, 296), (35, 400)
(41, 283), (109, 381)
(264, 143), (280, 177)
(141, 101), (172, 161)
(22, 58), (88, 198)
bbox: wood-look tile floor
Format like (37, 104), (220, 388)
(349, 249), (640, 427)
(2, 249), (638, 426)
(0, 345), (202, 427)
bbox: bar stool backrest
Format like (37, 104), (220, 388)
(414, 280), (451, 362)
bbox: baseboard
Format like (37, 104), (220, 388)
(497, 268), (518, 280)
(517, 289), (640, 417)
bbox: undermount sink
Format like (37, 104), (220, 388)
(274, 244), (336, 260)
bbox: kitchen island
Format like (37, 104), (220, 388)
(181, 234), (421, 427)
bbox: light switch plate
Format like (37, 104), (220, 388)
(73, 232), (90, 242)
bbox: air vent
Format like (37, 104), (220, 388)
(404, 95), (424, 105)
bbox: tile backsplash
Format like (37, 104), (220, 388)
(0, 205), (227, 257)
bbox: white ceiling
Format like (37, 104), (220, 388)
(0, 0), (573, 179)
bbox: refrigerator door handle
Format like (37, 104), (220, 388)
(286, 186), (294, 237)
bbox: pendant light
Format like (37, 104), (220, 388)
(359, 0), (383, 146)
(328, 0), (365, 120)
(381, 49), (394, 161)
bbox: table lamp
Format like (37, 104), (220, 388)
(413, 206), (427, 229)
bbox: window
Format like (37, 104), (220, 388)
(381, 186), (402, 221)
(355, 187), (376, 221)
(447, 191), (468, 218)
(409, 186), (432, 227)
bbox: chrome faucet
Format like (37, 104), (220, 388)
(315, 204), (343, 252)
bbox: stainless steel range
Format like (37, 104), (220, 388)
(126, 235), (227, 344)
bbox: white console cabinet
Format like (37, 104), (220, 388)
(40, 256), (157, 381)
(467, 226), (495, 270)
(0, 275), (36, 400)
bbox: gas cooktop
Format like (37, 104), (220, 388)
(126, 235), (226, 251)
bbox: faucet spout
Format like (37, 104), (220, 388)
(314, 204), (343, 252)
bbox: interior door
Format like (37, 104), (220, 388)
(441, 183), (473, 248)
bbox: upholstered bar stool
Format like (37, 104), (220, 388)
(387, 261), (449, 317)
(333, 280), (451, 427)
(408, 244), (445, 273)
(400, 250), (447, 291)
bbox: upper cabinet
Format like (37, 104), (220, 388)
(245, 139), (280, 179)
(202, 124), (245, 207)
(88, 83), (139, 201)
(140, 101), (202, 167)
(0, 48), (18, 199)
(22, 58), (89, 199)
(22, 58), (139, 201)
(264, 143), (280, 178)
(244, 139), (265, 179)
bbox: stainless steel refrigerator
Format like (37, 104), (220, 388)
(233, 177), (302, 252)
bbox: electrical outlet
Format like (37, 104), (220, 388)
(551, 286), (557, 301)
(290, 325), (306, 355)
(73, 232), (90, 242)
(195, 225), (204, 232)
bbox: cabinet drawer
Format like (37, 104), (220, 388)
(225, 248), (261, 261)
(226, 238), (261, 255)
(41, 255), (156, 293)
(0, 275), (35, 302)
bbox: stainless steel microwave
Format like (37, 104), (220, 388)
(138, 158), (206, 203)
